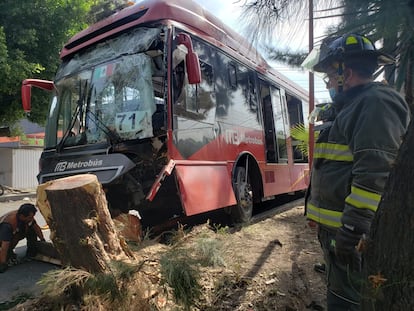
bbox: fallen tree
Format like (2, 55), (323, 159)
(36, 174), (132, 273)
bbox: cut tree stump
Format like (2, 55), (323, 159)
(36, 174), (132, 274)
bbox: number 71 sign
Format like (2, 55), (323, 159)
(115, 110), (150, 134)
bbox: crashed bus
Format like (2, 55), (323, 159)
(21, 0), (310, 225)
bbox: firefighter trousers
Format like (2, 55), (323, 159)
(318, 227), (362, 311)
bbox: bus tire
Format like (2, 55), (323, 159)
(231, 166), (253, 224)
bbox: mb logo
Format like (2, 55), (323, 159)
(54, 161), (67, 172)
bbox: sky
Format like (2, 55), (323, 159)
(193, 0), (340, 103)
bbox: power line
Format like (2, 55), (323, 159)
(314, 5), (345, 12)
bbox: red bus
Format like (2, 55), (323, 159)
(22, 0), (310, 224)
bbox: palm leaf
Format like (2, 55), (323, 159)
(290, 123), (311, 157)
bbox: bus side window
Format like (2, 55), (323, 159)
(175, 59), (215, 123)
(173, 61), (186, 104)
(248, 73), (258, 114)
(228, 63), (237, 89)
(186, 61), (214, 114)
(287, 94), (306, 162)
(287, 94), (304, 126)
(172, 35), (215, 123)
(271, 87), (288, 162)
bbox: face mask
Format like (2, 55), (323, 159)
(329, 88), (336, 100)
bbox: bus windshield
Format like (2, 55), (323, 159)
(46, 27), (165, 149)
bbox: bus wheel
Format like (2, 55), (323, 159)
(231, 166), (253, 224)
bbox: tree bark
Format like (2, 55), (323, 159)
(37, 174), (131, 274)
(405, 58), (413, 110)
(361, 118), (414, 310)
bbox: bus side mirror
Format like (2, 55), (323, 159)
(177, 33), (201, 84)
(21, 79), (54, 113)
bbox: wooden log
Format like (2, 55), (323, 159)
(36, 174), (131, 274)
(113, 211), (143, 243)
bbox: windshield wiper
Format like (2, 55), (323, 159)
(57, 80), (88, 152)
(85, 108), (122, 145)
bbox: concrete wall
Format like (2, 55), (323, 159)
(12, 148), (43, 189)
(0, 149), (13, 186)
(0, 148), (42, 189)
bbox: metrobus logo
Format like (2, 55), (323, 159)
(224, 129), (263, 145)
(54, 159), (104, 172)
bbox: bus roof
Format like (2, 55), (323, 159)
(60, 0), (309, 100)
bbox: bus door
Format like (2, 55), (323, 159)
(260, 82), (288, 163)
(260, 83), (277, 162)
(271, 87), (289, 162)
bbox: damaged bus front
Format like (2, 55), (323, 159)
(22, 25), (201, 217)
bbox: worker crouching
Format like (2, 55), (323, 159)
(0, 203), (46, 273)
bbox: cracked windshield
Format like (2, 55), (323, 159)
(48, 28), (163, 148)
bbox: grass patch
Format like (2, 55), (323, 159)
(36, 261), (152, 311)
(38, 267), (92, 297)
(160, 249), (201, 310)
(159, 225), (228, 310)
(195, 237), (226, 267)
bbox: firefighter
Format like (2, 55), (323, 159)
(303, 34), (410, 310)
(0, 203), (46, 273)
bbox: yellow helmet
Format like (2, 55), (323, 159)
(306, 34), (395, 73)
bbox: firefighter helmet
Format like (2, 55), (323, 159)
(309, 34), (395, 73)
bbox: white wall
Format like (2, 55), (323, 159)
(12, 148), (42, 189)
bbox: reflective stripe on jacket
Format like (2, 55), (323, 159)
(306, 82), (410, 232)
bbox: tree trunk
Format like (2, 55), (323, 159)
(405, 58), (413, 110)
(361, 118), (414, 310)
(37, 174), (132, 274)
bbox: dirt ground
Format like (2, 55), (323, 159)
(7, 199), (327, 311)
(174, 203), (328, 311)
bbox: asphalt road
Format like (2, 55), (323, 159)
(0, 196), (59, 304)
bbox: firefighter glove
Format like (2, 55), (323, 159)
(334, 226), (362, 272)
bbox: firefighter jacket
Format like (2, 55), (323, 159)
(306, 82), (410, 234)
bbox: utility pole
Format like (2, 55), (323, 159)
(308, 0), (315, 169)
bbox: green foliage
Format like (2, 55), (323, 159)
(0, 0), (133, 127)
(241, 0), (414, 107)
(195, 237), (226, 267)
(290, 123), (311, 157)
(85, 272), (120, 300)
(160, 249), (202, 310)
(110, 260), (147, 282)
(159, 225), (227, 310)
(336, 0), (414, 107)
(85, 261), (147, 300)
(0, 27), (39, 126)
(0, 1), (91, 126)
(38, 261), (149, 309)
(210, 221), (231, 235)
